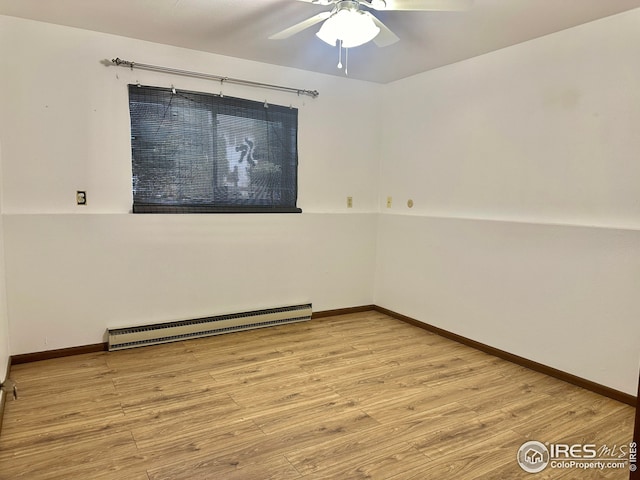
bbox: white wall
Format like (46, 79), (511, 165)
(3, 213), (377, 353)
(0, 16), (380, 354)
(376, 9), (640, 395)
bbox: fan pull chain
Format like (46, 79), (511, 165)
(335, 40), (349, 76)
(345, 47), (348, 76)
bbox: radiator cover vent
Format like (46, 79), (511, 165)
(107, 303), (312, 351)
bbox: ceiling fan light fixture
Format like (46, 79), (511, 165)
(316, 17), (339, 46)
(316, 8), (380, 48)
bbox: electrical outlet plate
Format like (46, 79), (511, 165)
(76, 191), (87, 205)
(386, 196), (392, 208)
(347, 196), (353, 208)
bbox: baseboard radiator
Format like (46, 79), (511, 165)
(107, 303), (312, 351)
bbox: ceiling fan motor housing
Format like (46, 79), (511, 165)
(336, 1), (361, 12)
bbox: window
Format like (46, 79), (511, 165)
(128, 85), (301, 213)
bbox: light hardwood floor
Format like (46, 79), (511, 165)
(0, 311), (635, 479)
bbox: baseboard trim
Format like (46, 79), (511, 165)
(7, 305), (636, 407)
(312, 305), (376, 319)
(374, 306), (636, 407)
(10, 343), (108, 365)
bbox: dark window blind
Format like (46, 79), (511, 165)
(128, 85), (301, 213)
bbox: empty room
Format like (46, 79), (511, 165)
(0, 1), (639, 479)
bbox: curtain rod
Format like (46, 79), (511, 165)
(110, 57), (319, 99)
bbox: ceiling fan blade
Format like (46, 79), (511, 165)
(269, 11), (332, 40)
(294, 0), (335, 4)
(364, 12), (400, 47)
(372, 0), (472, 11)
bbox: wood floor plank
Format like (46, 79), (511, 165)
(359, 385), (487, 423)
(114, 370), (220, 415)
(0, 402), (126, 451)
(510, 396), (629, 440)
(284, 401), (477, 477)
(456, 374), (556, 415)
(397, 429), (529, 480)
(0, 311), (633, 480)
(147, 452), (302, 480)
(144, 408), (380, 478)
(105, 344), (201, 378)
(9, 352), (111, 380)
(212, 359), (304, 383)
(249, 396), (364, 435)
(132, 418), (267, 472)
(0, 429), (142, 479)
(296, 441), (430, 480)
(188, 341), (288, 367)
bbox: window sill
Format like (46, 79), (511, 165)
(132, 205), (302, 214)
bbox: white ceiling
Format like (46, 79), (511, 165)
(1, 0), (639, 83)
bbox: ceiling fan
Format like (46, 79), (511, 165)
(269, 0), (473, 49)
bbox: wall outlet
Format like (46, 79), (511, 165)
(76, 190), (87, 205)
(386, 196), (392, 208)
(347, 196), (353, 208)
